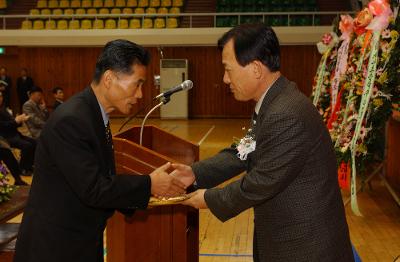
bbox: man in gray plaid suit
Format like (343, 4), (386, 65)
(173, 24), (354, 261)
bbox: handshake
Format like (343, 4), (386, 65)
(149, 162), (207, 209)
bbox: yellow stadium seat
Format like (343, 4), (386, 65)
(69, 20), (80, 29)
(129, 18), (140, 28)
(75, 8), (86, 15)
(105, 19), (116, 29)
(118, 18), (129, 28)
(64, 8), (74, 15)
(146, 7), (156, 14)
(45, 20), (56, 29)
(21, 20), (32, 29)
(33, 20), (45, 29)
(41, 9), (51, 15)
(172, 0), (183, 7)
(150, 0), (160, 7)
(134, 7), (144, 14)
(53, 9), (63, 16)
(104, 0), (115, 8)
(30, 9), (40, 15)
(99, 8), (110, 16)
(127, 0), (137, 7)
(0, 0), (7, 9)
(122, 7), (133, 14)
(138, 0), (148, 7)
(111, 8), (121, 14)
(59, 0), (70, 8)
(93, 0), (104, 8)
(142, 17), (152, 28)
(169, 7), (180, 17)
(87, 8), (97, 15)
(81, 0), (92, 8)
(154, 17), (165, 28)
(57, 20), (68, 29)
(37, 0), (47, 9)
(157, 7), (168, 13)
(81, 19), (92, 29)
(115, 0), (126, 7)
(161, 0), (171, 7)
(70, 0), (81, 8)
(48, 0), (58, 9)
(166, 17), (178, 28)
(93, 19), (104, 29)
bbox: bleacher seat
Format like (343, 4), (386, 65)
(70, 0), (81, 8)
(87, 8), (97, 15)
(118, 18), (129, 28)
(0, 0), (7, 9)
(81, 19), (92, 29)
(21, 20), (33, 29)
(37, 0), (47, 9)
(33, 20), (45, 29)
(154, 17), (165, 28)
(48, 0), (59, 9)
(93, 0), (104, 8)
(142, 17), (153, 28)
(30, 9), (40, 15)
(158, 7), (168, 13)
(57, 20), (68, 29)
(69, 20), (80, 29)
(59, 0), (70, 8)
(166, 17), (178, 28)
(161, 0), (171, 7)
(41, 9), (51, 15)
(129, 18), (141, 28)
(146, 7), (156, 14)
(127, 0), (138, 7)
(104, 0), (115, 8)
(93, 19), (105, 29)
(99, 8), (110, 15)
(45, 20), (57, 29)
(134, 7), (144, 14)
(75, 8), (86, 15)
(172, 0), (183, 7)
(105, 19), (117, 28)
(150, 0), (160, 7)
(169, 7), (180, 17)
(82, 0), (92, 8)
(111, 8), (121, 14)
(138, 0), (149, 8)
(64, 8), (74, 15)
(122, 7), (133, 14)
(53, 9), (63, 16)
(116, 0), (126, 7)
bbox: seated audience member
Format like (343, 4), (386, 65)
(0, 91), (36, 176)
(17, 68), (35, 112)
(23, 86), (49, 139)
(0, 136), (28, 185)
(52, 86), (64, 110)
(0, 67), (11, 108)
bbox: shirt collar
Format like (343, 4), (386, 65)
(254, 77), (279, 115)
(97, 100), (109, 127)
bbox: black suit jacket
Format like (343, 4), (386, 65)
(0, 107), (21, 138)
(14, 87), (151, 262)
(192, 76), (354, 262)
(17, 76), (34, 106)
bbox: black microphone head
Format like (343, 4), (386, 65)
(182, 80), (193, 91)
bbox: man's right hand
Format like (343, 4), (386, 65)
(149, 162), (186, 198)
(15, 113), (30, 124)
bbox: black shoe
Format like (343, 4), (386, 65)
(14, 179), (28, 186)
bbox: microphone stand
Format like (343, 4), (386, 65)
(139, 96), (170, 146)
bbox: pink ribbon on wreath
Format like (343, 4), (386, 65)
(367, 0), (393, 32)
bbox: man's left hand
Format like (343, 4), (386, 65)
(182, 189), (208, 209)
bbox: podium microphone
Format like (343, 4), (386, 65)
(154, 80), (193, 100)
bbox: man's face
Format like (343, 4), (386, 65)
(105, 64), (146, 115)
(0, 68), (6, 77)
(222, 40), (258, 101)
(30, 92), (42, 103)
(54, 90), (64, 101)
(21, 70), (27, 77)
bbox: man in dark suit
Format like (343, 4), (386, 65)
(173, 24), (354, 261)
(17, 68), (34, 111)
(14, 40), (187, 262)
(52, 86), (64, 110)
(0, 67), (12, 108)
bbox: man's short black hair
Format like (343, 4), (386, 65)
(217, 23), (280, 72)
(92, 39), (150, 84)
(30, 86), (43, 94)
(52, 86), (63, 94)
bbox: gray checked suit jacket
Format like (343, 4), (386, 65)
(23, 99), (49, 139)
(192, 76), (354, 262)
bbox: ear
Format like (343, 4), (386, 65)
(102, 70), (114, 89)
(252, 61), (263, 79)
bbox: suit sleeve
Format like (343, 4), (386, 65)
(45, 116), (151, 210)
(204, 113), (309, 222)
(23, 103), (47, 128)
(191, 146), (247, 189)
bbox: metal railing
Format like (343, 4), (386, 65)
(0, 11), (356, 29)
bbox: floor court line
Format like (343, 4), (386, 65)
(197, 125), (215, 145)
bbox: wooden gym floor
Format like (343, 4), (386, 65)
(8, 118), (400, 262)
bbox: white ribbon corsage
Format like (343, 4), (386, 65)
(236, 128), (256, 160)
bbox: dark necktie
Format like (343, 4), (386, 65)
(105, 121), (115, 176)
(106, 121), (112, 145)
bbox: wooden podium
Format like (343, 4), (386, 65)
(106, 125), (199, 262)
